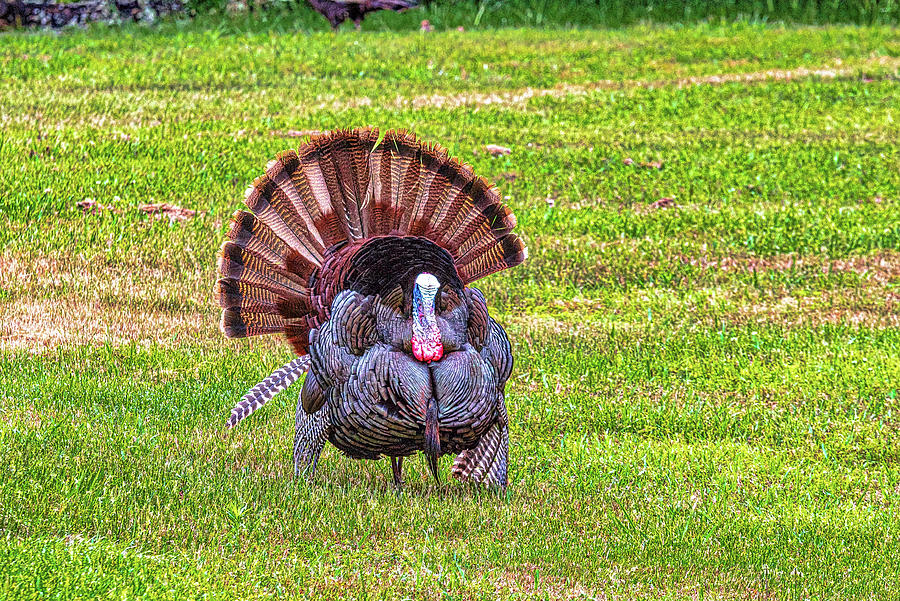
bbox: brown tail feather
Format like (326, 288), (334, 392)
(221, 309), (285, 338)
(457, 233), (528, 283)
(226, 211), (292, 268)
(217, 127), (526, 354)
(244, 176), (325, 266)
(403, 142), (449, 237)
(268, 154), (329, 251)
(217, 279), (281, 313)
(218, 243), (307, 296)
(369, 138), (397, 235)
(451, 395), (509, 488)
(428, 158), (477, 243)
(306, 132), (360, 240)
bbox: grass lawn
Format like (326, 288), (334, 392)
(1, 16), (899, 599)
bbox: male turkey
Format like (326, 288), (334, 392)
(306, 0), (418, 30)
(216, 128), (526, 488)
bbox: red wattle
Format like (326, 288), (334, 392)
(412, 336), (443, 363)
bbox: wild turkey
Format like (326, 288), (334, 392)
(216, 128), (526, 488)
(306, 0), (418, 30)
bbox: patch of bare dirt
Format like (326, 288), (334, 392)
(273, 129), (324, 138)
(139, 202), (197, 223)
(630, 197), (678, 214)
(76, 198), (119, 215)
(624, 158), (663, 169)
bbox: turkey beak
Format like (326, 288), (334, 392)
(411, 273), (443, 363)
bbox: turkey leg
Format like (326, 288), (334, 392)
(391, 456), (404, 487)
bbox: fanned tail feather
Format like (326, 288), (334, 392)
(226, 356), (311, 428)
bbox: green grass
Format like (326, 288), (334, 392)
(36, 0), (900, 28)
(159, 0), (900, 29)
(1, 19), (900, 600)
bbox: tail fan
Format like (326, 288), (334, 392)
(216, 127), (526, 359)
(225, 356), (311, 428)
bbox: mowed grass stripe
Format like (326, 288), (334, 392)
(4, 78), (896, 249)
(1, 245), (897, 351)
(2, 24), (897, 95)
(4, 58), (899, 129)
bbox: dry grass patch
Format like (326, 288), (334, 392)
(0, 252), (219, 351)
(737, 289), (900, 329)
(509, 250), (900, 331)
(0, 252), (300, 353)
(669, 283), (899, 330)
(397, 59), (900, 111)
(665, 251), (900, 326)
(684, 252), (900, 327)
(681, 251), (900, 284)
(0, 297), (211, 353)
(0, 253), (211, 310)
